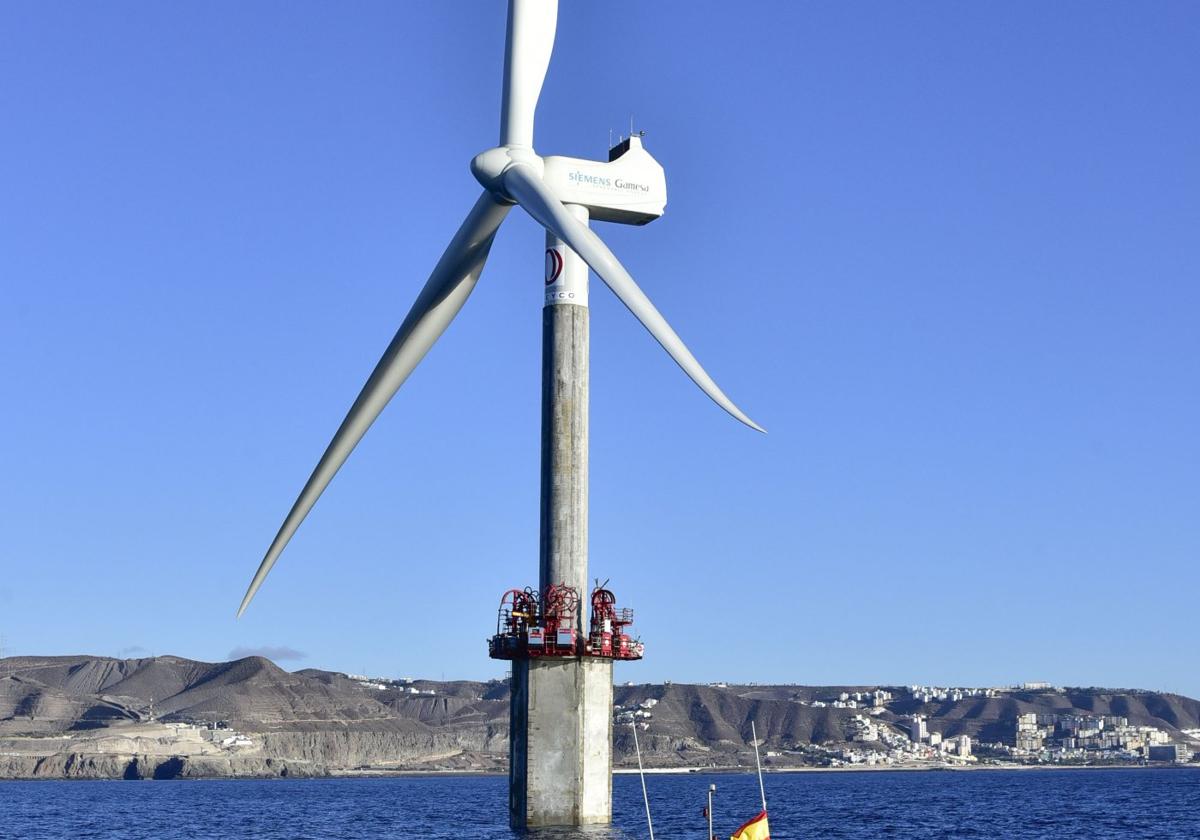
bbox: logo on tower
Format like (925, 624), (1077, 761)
(545, 248), (563, 286)
(543, 245), (587, 307)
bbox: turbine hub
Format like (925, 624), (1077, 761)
(471, 146), (544, 201)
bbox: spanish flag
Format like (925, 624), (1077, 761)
(731, 809), (770, 840)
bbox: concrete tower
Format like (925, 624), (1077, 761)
(509, 205), (614, 828)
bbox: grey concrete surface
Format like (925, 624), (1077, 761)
(510, 212), (613, 828)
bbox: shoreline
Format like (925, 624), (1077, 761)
(613, 762), (1196, 776)
(4, 763), (1196, 782)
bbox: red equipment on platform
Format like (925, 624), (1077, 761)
(543, 583), (580, 653)
(488, 582), (643, 661)
(587, 585), (643, 659)
(488, 588), (540, 659)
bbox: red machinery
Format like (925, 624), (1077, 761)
(586, 585), (642, 659)
(488, 582), (643, 661)
(488, 588), (539, 659)
(542, 583), (580, 654)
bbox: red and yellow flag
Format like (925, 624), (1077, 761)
(731, 809), (770, 840)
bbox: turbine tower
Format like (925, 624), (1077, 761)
(236, 0), (762, 827)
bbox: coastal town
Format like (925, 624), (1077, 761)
(345, 675), (1198, 770)
(334, 675), (1198, 770)
(775, 683), (1199, 769)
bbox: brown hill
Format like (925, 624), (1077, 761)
(1, 655), (405, 728)
(3, 656), (1198, 778)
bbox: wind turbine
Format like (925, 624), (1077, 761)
(236, 0), (763, 620)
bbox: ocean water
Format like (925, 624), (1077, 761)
(2, 769), (1197, 839)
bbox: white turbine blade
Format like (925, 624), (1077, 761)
(238, 192), (512, 617)
(499, 0), (558, 147)
(502, 164), (765, 433)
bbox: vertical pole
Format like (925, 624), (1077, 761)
(708, 783), (716, 840)
(511, 204), (612, 828)
(751, 720), (767, 812)
(631, 722), (655, 840)
(539, 203), (591, 619)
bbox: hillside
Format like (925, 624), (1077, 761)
(2, 655), (1198, 779)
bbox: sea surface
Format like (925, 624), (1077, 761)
(2, 768), (1197, 839)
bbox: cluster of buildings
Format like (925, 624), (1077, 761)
(215, 731), (254, 749)
(830, 718), (908, 766)
(615, 682), (1198, 769)
(614, 697), (655, 730)
(849, 714), (882, 742)
(908, 684), (1002, 703)
(827, 713), (972, 767)
(830, 747), (892, 766)
(809, 689), (893, 709)
(1013, 712), (1191, 762)
(346, 674), (437, 695)
(906, 683), (1059, 704)
(198, 722), (254, 749)
(909, 714), (972, 758)
(346, 674), (390, 690)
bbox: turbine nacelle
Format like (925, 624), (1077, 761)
(543, 135), (666, 225)
(471, 134), (665, 227)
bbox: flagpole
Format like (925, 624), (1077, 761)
(751, 720), (767, 812)
(707, 783), (716, 840)
(631, 721), (655, 840)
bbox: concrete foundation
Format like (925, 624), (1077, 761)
(509, 206), (613, 828)
(509, 657), (613, 826)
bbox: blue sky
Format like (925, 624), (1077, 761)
(2, 2), (1197, 695)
